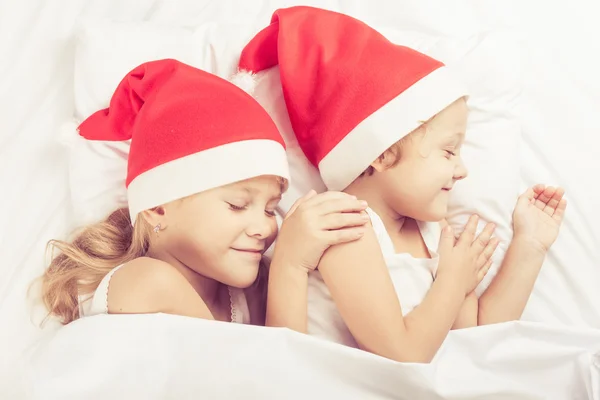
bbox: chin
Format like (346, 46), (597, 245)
(225, 267), (260, 289)
(228, 278), (257, 289)
(414, 204), (448, 222)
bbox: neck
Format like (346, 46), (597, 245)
(344, 176), (407, 232)
(146, 244), (224, 310)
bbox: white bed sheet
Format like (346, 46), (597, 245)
(1, 0), (599, 398)
(467, 0), (600, 327)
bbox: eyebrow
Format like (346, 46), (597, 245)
(240, 186), (282, 200)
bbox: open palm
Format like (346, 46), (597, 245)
(512, 184), (567, 252)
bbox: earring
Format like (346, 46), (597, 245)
(153, 223), (161, 234)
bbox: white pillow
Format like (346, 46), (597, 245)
(65, 19), (202, 226)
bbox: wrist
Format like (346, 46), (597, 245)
(270, 250), (311, 276)
(434, 272), (469, 298)
(510, 235), (549, 257)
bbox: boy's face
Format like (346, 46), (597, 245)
(374, 98), (469, 221)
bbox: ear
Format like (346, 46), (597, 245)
(369, 150), (394, 173)
(141, 206), (167, 230)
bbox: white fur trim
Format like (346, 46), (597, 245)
(127, 139), (290, 222)
(57, 119), (83, 149)
(318, 67), (468, 191)
(229, 70), (258, 96)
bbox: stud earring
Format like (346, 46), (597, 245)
(153, 223), (161, 234)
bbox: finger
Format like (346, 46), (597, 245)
(552, 198), (568, 222)
(285, 190), (316, 219)
(477, 258), (493, 283)
(534, 186), (556, 210)
(325, 227), (366, 245)
(543, 187), (565, 216)
(472, 222), (495, 252)
(438, 225), (455, 255)
(316, 198), (369, 216)
(321, 212), (370, 230)
(532, 184), (546, 197)
(457, 215), (479, 247)
(477, 237), (499, 267)
(518, 187), (536, 206)
(303, 191), (357, 207)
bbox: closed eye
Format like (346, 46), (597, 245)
(265, 210), (277, 217)
(445, 150), (456, 158)
(227, 203), (247, 211)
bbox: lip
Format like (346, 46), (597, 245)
(232, 248), (263, 253)
(232, 248), (263, 258)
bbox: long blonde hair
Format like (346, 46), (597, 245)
(41, 208), (151, 324)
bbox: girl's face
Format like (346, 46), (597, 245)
(160, 175), (282, 288)
(374, 98), (469, 221)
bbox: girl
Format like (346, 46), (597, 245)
(236, 6), (567, 362)
(41, 59), (369, 326)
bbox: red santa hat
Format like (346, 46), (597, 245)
(237, 6), (468, 190)
(77, 59), (289, 222)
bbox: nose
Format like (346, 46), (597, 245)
(246, 212), (276, 240)
(454, 156), (469, 181)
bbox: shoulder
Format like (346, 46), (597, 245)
(110, 257), (188, 298)
(107, 257), (212, 318)
(319, 224), (385, 275)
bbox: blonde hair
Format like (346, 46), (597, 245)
(41, 208), (151, 324)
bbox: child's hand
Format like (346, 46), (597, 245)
(273, 190), (369, 273)
(436, 215), (499, 296)
(512, 185), (567, 253)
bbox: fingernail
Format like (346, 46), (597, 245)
(361, 213), (370, 220)
(360, 200), (368, 207)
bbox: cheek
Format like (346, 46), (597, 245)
(171, 207), (234, 249)
(420, 158), (454, 187)
(265, 220), (279, 246)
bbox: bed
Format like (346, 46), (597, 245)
(1, 0), (599, 398)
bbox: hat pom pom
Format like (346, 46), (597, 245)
(230, 70), (257, 96)
(57, 119), (84, 149)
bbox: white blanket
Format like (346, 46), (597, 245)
(19, 315), (600, 399)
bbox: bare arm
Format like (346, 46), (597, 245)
(265, 257), (309, 331)
(478, 185), (566, 324)
(452, 292), (479, 329)
(477, 237), (545, 324)
(265, 191), (368, 331)
(319, 226), (466, 363)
